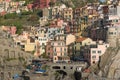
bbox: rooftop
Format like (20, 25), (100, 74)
(76, 37), (87, 42)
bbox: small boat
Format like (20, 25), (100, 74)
(34, 69), (46, 74)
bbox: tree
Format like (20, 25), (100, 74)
(4, 13), (18, 19)
(49, 1), (55, 7)
(40, 53), (49, 58)
(37, 10), (43, 17)
(27, 15), (39, 22)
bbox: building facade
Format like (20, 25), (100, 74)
(83, 41), (109, 65)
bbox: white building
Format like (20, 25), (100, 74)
(37, 37), (48, 55)
(108, 15), (120, 24)
(117, 1), (120, 17)
(90, 41), (109, 65)
(83, 40), (109, 65)
(46, 27), (64, 40)
(107, 25), (120, 47)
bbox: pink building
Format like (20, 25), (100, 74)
(46, 41), (53, 59)
(0, 11), (6, 16)
(83, 41), (109, 65)
(57, 19), (63, 27)
(52, 35), (70, 63)
(27, 4), (33, 10)
(52, 41), (69, 63)
(10, 26), (17, 35)
(33, 0), (50, 9)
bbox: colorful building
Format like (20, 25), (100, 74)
(63, 8), (73, 21)
(10, 26), (16, 35)
(52, 34), (70, 63)
(33, 0), (50, 9)
(83, 41), (109, 65)
(46, 41), (53, 59)
(73, 37), (95, 58)
(21, 37), (36, 52)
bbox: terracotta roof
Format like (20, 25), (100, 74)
(76, 37), (87, 42)
(49, 25), (61, 28)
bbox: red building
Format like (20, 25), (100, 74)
(33, 0), (56, 9)
(33, 0), (50, 9)
(46, 41), (53, 59)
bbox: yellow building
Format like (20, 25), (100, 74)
(63, 8), (73, 21)
(75, 37), (94, 51)
(21, 37), (36, 52)
(76, 7), (89, 36)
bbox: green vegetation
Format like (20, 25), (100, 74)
(23, 61), (27, 67)
(31, 50), (35, 55)
(40, 53), (49, 59)
(49, 1), (55, 7)
(71, 0), (98, 8)
(13, 0), (34, 4)
(54, 71), (60, 80)
(5, 58), (17, 61)
(58, 0), (99, 8)
(0, 10), (40, 34)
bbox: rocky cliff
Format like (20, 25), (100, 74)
(89, 47), (120, 79)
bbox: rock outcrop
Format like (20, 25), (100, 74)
(89, 47), (120, 79)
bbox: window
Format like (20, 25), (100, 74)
(54, 48), (56, 52)
(64, 48), (66, 52)
(58, 43), (60, 45)
(69, 15), (71, 18)
(63, 66), (66, 69)
(109, 32), (113, 35)
(42, 43), (45, 45)
(48, 48), (50, 50)
(58, 30), (60, 33)
(98, 51), (101, 53)
(75, 46), (76, 50)
(30, 37), (35, 43)
(52, 43), (54, 45)
(54, 53), (57, 56)
(80, 42), (82, 45)
(52, 66), (60, 69)
(62, 43), (64, 46)
(92, 56), (96, 59)
(70, 67), (73, 69)
(64, 53), (67, 56)
(75, 42), (77, 44)
(116, 20), (118, 22)
(60, 48), (62, 51)
(92, 51), (96, 53)
(48, 53), (50, 56)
